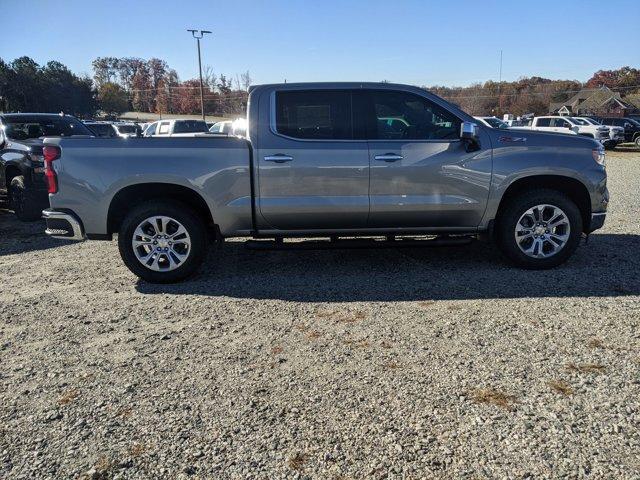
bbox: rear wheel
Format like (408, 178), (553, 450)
(635, 135), (640, 148)
(496, 189), (583, 269)
(118, 201), (208, 283)
(10, 175), (43, 221)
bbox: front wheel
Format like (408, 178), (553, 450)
(118, 201), (208, 283)
(635, 136), (640, 148)
(496, 189), (583, 269)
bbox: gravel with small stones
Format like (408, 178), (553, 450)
(1, 149), (639, 479)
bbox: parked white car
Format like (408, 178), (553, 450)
(209, 118), (247, 137)
(572, 117), (624, 149)
(143, 119), (211, 137)
(473, 116), (510, 129)
(515, 116), (609, 143)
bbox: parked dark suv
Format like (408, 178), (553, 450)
(0, 113), (94, 220)
(596, 117), (640, 146)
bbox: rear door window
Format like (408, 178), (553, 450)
(536, 118), (551, 127)
(158, 122), (171, 135)
(275, 90), (352, 140)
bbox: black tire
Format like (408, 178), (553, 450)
(635, 136), (640, 148)
(9, 175), (43, 221)
(118, 200), (208, 283)
(495, 189), (583, 269)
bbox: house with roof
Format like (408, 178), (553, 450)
(549, 86), (638, 117)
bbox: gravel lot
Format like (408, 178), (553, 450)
(1, 148), (639, 479)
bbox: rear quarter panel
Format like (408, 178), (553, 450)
(47, 137), (252, 235)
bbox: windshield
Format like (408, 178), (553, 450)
(483, 117), (509, 129)
(627, 118), (640, 127)
(581, 118), (600, 125)
(116, 125), (138, 134)
(2, 115), (93, 140)
(173, 120), (209, 134)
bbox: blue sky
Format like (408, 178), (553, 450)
(1, 0), (639, 87)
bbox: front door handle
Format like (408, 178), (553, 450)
(264, 154), (293, 163)
(374, 153), (403, 162)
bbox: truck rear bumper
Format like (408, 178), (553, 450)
(42, 209), (86, 241)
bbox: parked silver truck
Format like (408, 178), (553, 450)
(42, 82), (609, 282)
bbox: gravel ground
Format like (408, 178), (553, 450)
(1, 149), (639, 479)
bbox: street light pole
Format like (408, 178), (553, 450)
(188, 29), (212, 121)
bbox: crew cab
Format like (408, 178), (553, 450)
(42, 83), (609, 282)
(0, 113), (94, 220)
(143, 119), (210, 137)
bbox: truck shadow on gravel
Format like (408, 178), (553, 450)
(136, 233), (640, 302)
(0, 211), (67, 256)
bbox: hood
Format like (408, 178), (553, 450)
(491, 127), (600, 149)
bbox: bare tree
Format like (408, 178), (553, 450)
(240, 70), (252, 91)
(203, 65), (217, 91)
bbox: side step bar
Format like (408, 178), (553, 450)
(245, 235), (474, 251)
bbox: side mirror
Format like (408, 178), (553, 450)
(460, 121), (479, 140)
(460, 121), (480, 152)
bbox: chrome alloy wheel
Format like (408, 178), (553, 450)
(131, 216), (191, 271)
(514, 204), (571, 259)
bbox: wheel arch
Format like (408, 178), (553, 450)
(496, 175), (591, 233)
(5, 164), (23, 188)
(107, 183), (216, 236)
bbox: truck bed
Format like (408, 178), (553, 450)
(46, 136), (253, 236)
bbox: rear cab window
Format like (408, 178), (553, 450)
(275, 90), (352, 140)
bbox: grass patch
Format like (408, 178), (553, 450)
(130, 443), (146, 457)
(287, 452), (308, 471)
(566, 363), (606, 374)
(316, 310), (366, 323)
(587, 338), (605, 349)
(58, 389), (80, 406)
(548, 380), (573, 396)
(468, 388), (516, 410)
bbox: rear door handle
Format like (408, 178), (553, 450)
(264, 154), (293, 163)
(374, 153), (403, 162)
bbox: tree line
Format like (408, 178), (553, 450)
(0, 55), (638, 118)
(430, 67), (640, 116)
(0, 57), (95, 115)
(91, 56), (251, 117)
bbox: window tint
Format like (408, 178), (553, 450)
(145, 123), (157, 136)
(536, 118), (551, 127)
(3, 115), (93, 140)
(275, 90), (351, 140)
(368, 90), (460, 140)
(173, 120), (208, 134)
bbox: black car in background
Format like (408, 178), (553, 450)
(83, 121), (119, 138)
(0, 113), (94, 220)
(594, 117), (640, 146)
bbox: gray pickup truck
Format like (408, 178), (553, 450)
(42, 82), (609, 283)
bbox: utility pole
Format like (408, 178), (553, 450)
(498, 50), (503, 114)
(188, 29), (212, 121)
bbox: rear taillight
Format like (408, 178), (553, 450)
(43, 146), (61, 194)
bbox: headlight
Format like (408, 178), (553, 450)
(592, 146), (605, 166)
